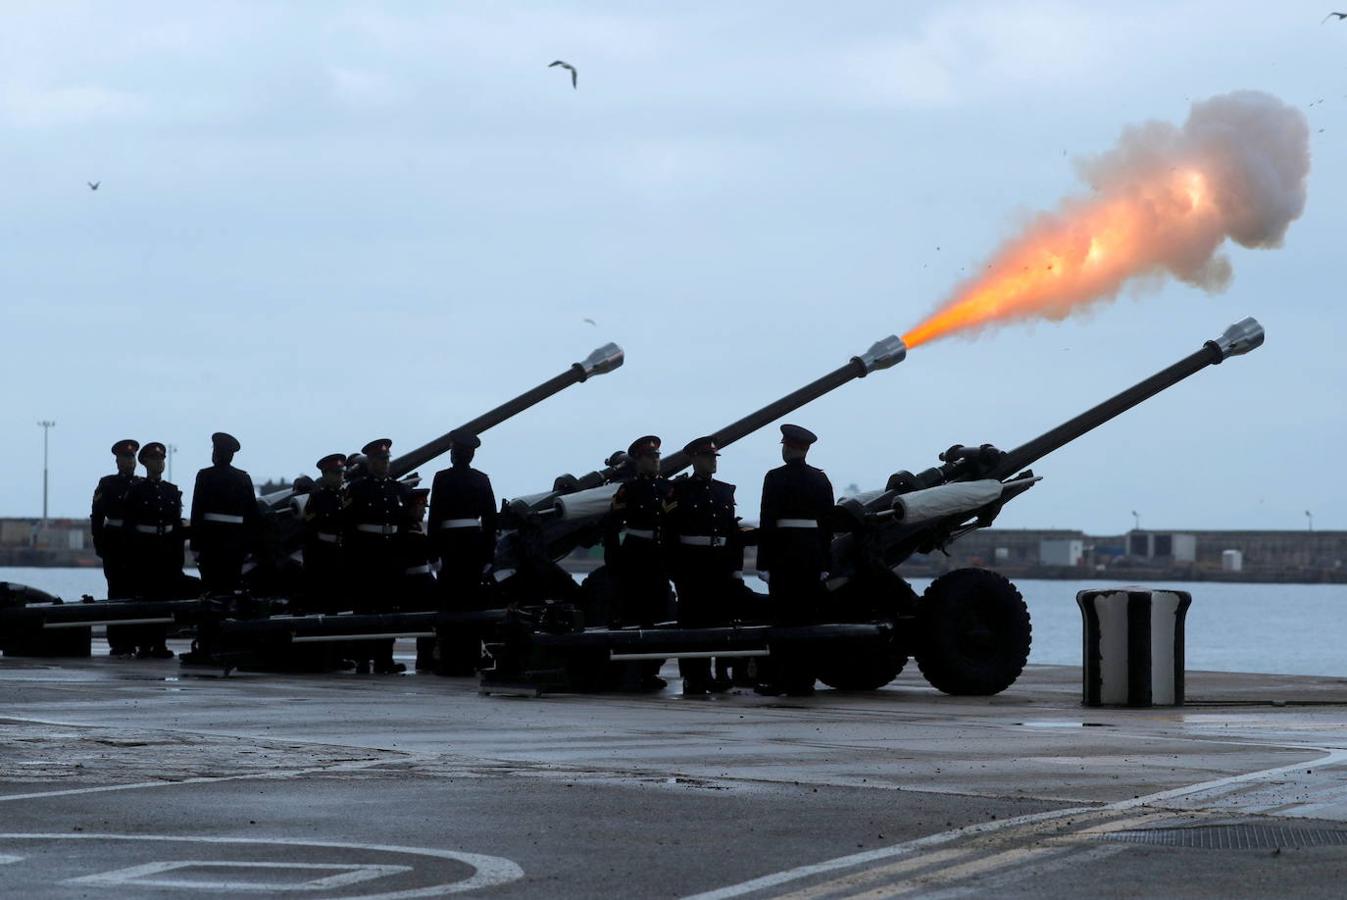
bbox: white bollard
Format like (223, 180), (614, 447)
(1077, 587), (1192, 707)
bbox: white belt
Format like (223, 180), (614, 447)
(439, 517), (482, 529)
(623, 528), (656, 540)
(134, 524), (175, 535)
(203, 512), (245, 524)
(679, 534), (730, 547)
(315, 532), (339, 544)
(103, 517), (124, 527)
(356, 523), (399, 535)
(404, 563), (432, 575)
(776, 518), (818, 528)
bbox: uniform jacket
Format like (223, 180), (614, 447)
(91, 472), (140, 558)
(343, 475), (412, 542)
(757, 459), (835, 576)
(664, 475), (742, 580)
(124, 478), (184, 535)
(190, 464), (259, 550)
(428, 465), (498, 566)
(603, 474), (673, 569)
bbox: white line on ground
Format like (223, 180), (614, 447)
(0, 834), (524, 899)
(681, 746), (1347, 900)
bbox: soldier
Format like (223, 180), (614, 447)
(603, 435), (673, 630)
(428, 431), (497, 612)
(755, 423), (835, 696)
(92, 439), (141, 655)
(123, 442), (185, 658)
(342, 438), (410, 674)
(300, 453), (347, 614)
(665, 436), (743, 696)
(190, 432), (259, 594)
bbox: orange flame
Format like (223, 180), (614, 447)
(903, 167), (1220, 348)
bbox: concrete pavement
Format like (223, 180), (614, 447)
(3, 644), (1346, 897)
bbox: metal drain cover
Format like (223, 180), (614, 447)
(1103, 824), (1347, 850)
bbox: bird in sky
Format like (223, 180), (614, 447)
(1323, 11), (1347, 22)
(87, 181), (100, 191)
(549, 60), (578, 89)
(582, 317), (597, 326)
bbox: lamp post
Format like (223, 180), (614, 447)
(1306, 510), (1314, 533)
(167, 444), (178, 484)
(37, 420), (55, 522)
(1131, 510), (1140, 531)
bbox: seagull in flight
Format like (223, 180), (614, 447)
(1323, 11), (1347, 22)
(87, 181), (100, 191)
(582, 317), (597, 326)
(549, 60), (578, 89)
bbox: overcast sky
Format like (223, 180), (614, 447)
(2, 1), (1343, 533)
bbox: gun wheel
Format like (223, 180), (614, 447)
(915, 568), (1031, 696)
(815, 646), (907, 691)
(815, 579), (916, 691)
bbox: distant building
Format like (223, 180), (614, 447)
(1039, 538), (1084, 567)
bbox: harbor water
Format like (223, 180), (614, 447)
(3, 567), (1343, 678)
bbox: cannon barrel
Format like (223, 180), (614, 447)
(987, 317), (1263, 481)
(656, 334), (907, 477)
(259, 343), (624, 510)
(387, 342), (624, 481)
(530, 334), (907, 512)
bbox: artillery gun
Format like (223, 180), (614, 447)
(0, 345), (625, 660)
(481, 318), (1265, 696)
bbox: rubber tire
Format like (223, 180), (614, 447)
(815, 647), (908, 691)
(914, 568), (1031, 696)
(814, 579), (917, 691)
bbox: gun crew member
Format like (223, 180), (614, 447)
(428, 431), (497, 612)
(92, 439), (142, 655)
(190, 432), (259, 594)
(603, 435), (674, 631)
(666, 436), (743, 696)
(342, 438), (410, 674)
(756, 423), (834, 696)
(300, 453), (347, 614)
(123, 442), (185, 658)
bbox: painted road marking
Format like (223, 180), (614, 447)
(69, 860), (411, 891)
(684, 747), (1347, 900)
(0, 854), (23, 864)
(0, 835), (524, 899)
(0, 757), (396, 804)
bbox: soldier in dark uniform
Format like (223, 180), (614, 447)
(428, 431), (497, 612)
(190, 432), (259, 594)
(342, 438), (410, 674)
(92, 439), (141, 655)
(602, 435), (673, 631)
(665, 436), (743, 696)
(123, 442), (185, 658)
(300, 453), (348, 614)
(756, 423), (835, 696)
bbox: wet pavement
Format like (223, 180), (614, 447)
(3, 644), (1347, 897)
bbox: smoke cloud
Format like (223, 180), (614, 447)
(903, 91), (1310, 348)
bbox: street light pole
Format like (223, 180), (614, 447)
(1306, 510), (1314, 533)
(1131, 510), (1140, 531)
(37, 420), (56, 522)
(167, 444), (178, 484)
